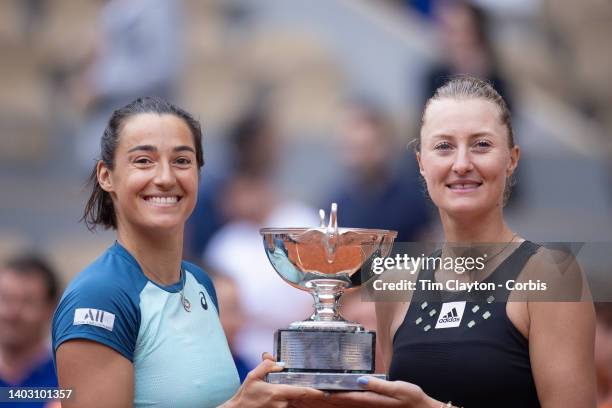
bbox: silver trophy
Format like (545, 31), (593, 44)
(260, 203), (397, 390)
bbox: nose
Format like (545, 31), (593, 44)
(153, 161), (176, 188)
(451, 146), (474, 175)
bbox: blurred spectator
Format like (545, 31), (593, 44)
(69, 0), (182, 170)
(213, 274), (252, 383)
(204, 175), (316, 367)
(327, 100), (431, 242)
(595, 303), (612, 408)
(422, 0), (512, 111)
(202, 110), (316, 367)
(185, 108), (280, 262)
(0, 254), (59, 408)
(541, 0), (612, 129)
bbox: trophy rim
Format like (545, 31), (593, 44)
(259, 227), (398, 237)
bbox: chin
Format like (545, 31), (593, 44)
(446, 207), (484, 217)
(138, 207), (190, 226)
(139, 217), (186, 232)
(439, 200), (489, 217)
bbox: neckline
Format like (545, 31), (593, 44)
(110, 241), (184, 293)
(430, 240), (529, 293)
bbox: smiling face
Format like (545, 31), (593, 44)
(97, 113), (199, 234)
(417, 98), (519, 218)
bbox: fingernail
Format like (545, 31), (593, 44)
(357, 376), (369, 386)
(276, 361), (286, 368)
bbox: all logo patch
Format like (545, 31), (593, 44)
(73, 308), (115, 331)
(435, 301), (466, 329)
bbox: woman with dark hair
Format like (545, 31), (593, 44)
(326, 77), (596, 407)
(52, 96), (325, 407)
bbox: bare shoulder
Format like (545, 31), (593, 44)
(519, 244), (590, 302)
(526, 246), (595, 371)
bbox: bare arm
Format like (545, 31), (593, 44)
(56, 340), (134, 408)
(374, 266), (415, 372)
(375, 301), (401, 371)
(529, 300), (596, 407)
(522, 247), (596, 407)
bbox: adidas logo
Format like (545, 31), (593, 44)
(438, 308), (460, 323)
(435, 301), (466, 329)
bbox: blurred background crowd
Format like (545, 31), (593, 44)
(1, 0), (612, 406)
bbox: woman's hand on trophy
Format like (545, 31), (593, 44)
(326, 376), (442, 408)
(221, 353), (328, 408)
(259, 352), (340, 408)
(261, 351), (276, 362)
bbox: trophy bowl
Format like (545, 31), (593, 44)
(260, 204), (397, 389)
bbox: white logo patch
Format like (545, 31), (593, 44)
(73, 308), (115, 331)
(435, 301), (466, 329)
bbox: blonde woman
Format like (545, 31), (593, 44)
(328, 77), (596, 408)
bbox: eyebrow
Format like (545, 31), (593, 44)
(430, 131), (495, 140)
(127, 145), (196, 154)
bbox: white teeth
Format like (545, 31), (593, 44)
(450, 183), (479, 189)
(146, 196), (179, 204)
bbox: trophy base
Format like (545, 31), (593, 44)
(269, 328), (379, 390)
(274, 329), (376, 372)
(266, 372), (387, 390)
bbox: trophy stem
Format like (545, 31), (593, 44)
(289, 279), (363, 331)
(310, 280), (345, 322)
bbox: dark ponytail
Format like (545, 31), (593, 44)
(81, 96), (204, 231)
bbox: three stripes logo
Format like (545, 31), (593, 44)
(435, 301), (466, 329)
(440, 307), (459, 322)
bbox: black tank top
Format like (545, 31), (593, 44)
(389, 241), (541, 408)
